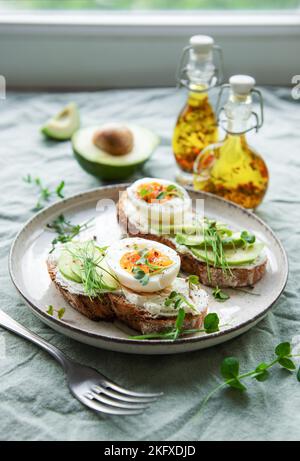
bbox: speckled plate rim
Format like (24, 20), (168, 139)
(9, 185), (289, 349)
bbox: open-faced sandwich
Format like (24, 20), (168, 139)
(47, 238), (209, 334)
(117, 178), (267, 288)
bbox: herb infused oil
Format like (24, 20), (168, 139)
(173, 35), (223, 185)
(194, 75), (269, 209)
(173, 84), (218, 173)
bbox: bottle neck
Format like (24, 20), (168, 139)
(187, 84), (209, 105)
(223, 93), (253, 135)
(187, 50), (216, 90)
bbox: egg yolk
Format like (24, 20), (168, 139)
(137, 182), (181, 204)
(120, 248), (173, 275)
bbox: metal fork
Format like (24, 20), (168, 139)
(0, 310), (162, 416)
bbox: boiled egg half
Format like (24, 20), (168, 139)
(126, 177), (191, 226)
(105, 238), (180, 293)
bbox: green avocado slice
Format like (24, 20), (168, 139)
(58, 250), (82, 283)
(72, 125), (159, 180)
(191, 242), (265, 267)
(42, 103), (80, 141)
(176, 232), (246, 248)
(58, 242), (119, 291)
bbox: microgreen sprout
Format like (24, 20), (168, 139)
(23, 174), (66, 211)
(46, 305), (66, 320)
(164, 290), (197, 313)
(199, 341), (300, 414)
(46, 214), (94, 253)
(241, 230), (256, 245)
(129, 310), (220, 341)
(66, 241), (118, 299)
(203, 219), (233, 281)
(188, 275), (200, 288)
(212, 286), (230, 302)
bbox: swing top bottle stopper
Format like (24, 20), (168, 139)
(217, 74), (264, 135)
(177, 35), (224, 91)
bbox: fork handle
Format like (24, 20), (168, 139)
(0, 310), (70, 370)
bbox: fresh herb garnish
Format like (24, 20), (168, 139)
(55, 181), (65, 199)
(23, 175), (66, 211)
(156, 184), (183, 201)
(199, 341), (300, 413)
(139, 188), (150, 198)
(203, 219), (233, 281)
(66, 241), (118, 299)
(188, 275), (200, 288)
(212, 286), (230, 302)
(130, 310), (220, 340)
(132, 267), (150, 286)
(164, 290), (197, 312)
(130, 247), (171, 286)
(46, 214), (94, 253)
(241, 230), (256, 245)
(202, 313), (220, 334)
(46, 305), (54, 316)
(47, 305), (66, 320)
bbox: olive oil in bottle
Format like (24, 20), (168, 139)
(193, 75), (269, 209)
(173, 35), (224, 185)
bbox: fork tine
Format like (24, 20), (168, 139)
(84, 393), (144, 416)
(106, 382), (163, 398)
(90, 391), (149, 410)
(93, 385), (159, 403)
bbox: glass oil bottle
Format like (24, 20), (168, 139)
(172, 35), (224, 185)
(193, 75), (269, 209)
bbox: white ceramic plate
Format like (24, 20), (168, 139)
(9, 185), (288, 355)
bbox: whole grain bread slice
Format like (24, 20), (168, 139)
(117, 191), (267, 288)
(109, 293), (207, 335)
(47, 259), (207, 334)
(47, 259), (115, 321)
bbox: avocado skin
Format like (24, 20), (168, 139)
(73, 146), (149, 180)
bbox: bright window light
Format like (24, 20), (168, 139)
(0, 0), (299, 11)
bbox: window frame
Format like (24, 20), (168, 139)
(0, 11), (299, 88)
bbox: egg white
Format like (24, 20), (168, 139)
(126, 177), (192, 226)
(105, 237), (180, 293)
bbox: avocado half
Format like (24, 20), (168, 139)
(72, 124), (159, 180)
(41, 103), (80, 141)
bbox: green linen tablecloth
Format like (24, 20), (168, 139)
(0, 87), (299, 442)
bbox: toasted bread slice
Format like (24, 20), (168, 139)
(117, 191), (267, 288)
(109, 293), (207, 335)
(47, 258), (207, 334)
(47, 259), (114, 321)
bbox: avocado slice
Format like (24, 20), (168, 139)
(58, 242), (119, 291)
(176, 232), (245, 248)
(152, 221), (233, 237)
(72, 125), (159, 180)
(58, 250), (82, 283)
(191, 242), (264, 266)
(42, 103), (80, 141)
(151, 223), (199, 235)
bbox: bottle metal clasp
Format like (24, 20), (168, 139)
(176, 45), (225, 92)
(216, 84), (264, 134)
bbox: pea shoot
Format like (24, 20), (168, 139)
(46, 214), (94, 253)
(199, 341), (300, 413)
(129, 310), (220, 341)
(212, 286), (230, 302)
(23, 174), (65, 211)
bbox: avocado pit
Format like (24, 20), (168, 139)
(93, 124), (134, 156)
